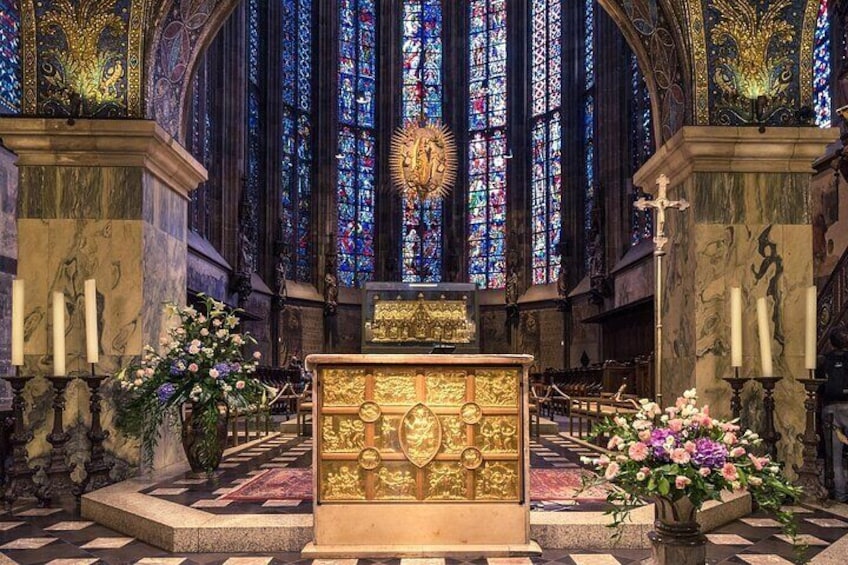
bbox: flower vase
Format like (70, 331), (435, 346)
(180, 404), (229, 476)
(648, 496), (706, 565)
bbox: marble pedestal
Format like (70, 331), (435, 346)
(633, 126), (837, 474)
(0, 118), (206, 475)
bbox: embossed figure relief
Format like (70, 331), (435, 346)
(317, 365), (522, 502)
(365, 295), (475, 344)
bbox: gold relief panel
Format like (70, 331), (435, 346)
(373, 371), (417, 404)
(375, 415), (402, 452)
(475, 461), (519, 501)
(322, 416), (365, 453)
(475, 370), (518, 406)
(399, 403), (442, 468)
(375, 462), (418, 500)
(475, 416), (519, 453)
(425, 462), (467, 500)
(321, 463), (366, 501)
(425, 371), (467, 405)
(322, 368), (366, 406)
(439, 415), (466, 454)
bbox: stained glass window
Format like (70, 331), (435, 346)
(187, 64), (213, 238)
(813, 0), (831, 127)
(468, 0), (507, 289)
(530, 0), (562, 286)
(583, 0), (596, 264)
(0, 0), (21, 114)
(401, 0), (443, 283)
(337, 0), (377, 287)
(629, 51), (654, 246)
(281, 0), (312, 281)
(244, 0), (262, 273)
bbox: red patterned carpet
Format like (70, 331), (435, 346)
(222, 468), (610, 502)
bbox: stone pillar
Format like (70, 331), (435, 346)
(634, 126), (838, 474)
(0, 118), (206, 473)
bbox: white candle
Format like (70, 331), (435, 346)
(52, 291), (66, 376)
(805, 286), (817, 370)
(756, 297), (773, 377)
(11, 279), (24, 366)
(730, 287), (742, 367)
(84, 279), (99, 364)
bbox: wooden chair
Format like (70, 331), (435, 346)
(296, 382), (313, 437)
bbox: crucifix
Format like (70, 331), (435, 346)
(634, 174), (690, 406)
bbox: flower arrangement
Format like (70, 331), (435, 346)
(114, 295), (263, 469)
(581, 389), (802, 543)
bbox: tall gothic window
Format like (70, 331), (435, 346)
(244, 0), (263, 272)
(281, 0), (312, 281)
(187, 61), (214, 238)
(337, 0), (377, 288)
(530, 0), (562, 286)
(468, 0), (507, 290)
(629, 51), (654, 246)
(583, 0), (596, 263)
(813, 0), (831, 127)
(400, 0), (443, 283)
(0, 0), (21, 114)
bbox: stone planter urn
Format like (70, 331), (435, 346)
(647, 496), (706, 565)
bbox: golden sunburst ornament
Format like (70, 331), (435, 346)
(390, 121), (457, 201)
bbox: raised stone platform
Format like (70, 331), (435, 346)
(81, 434), (752, 554)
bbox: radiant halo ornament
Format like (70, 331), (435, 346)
(390, 122), (457, 201)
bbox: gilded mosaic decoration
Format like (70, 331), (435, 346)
(704, 0), (807, 126)
(364, 294), (475, 344)
(316, 365), (522, 502)
(389, 122), (458, 201)
(26, 0), (147, 116)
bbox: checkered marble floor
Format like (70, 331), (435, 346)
(3, 424), (847, 563)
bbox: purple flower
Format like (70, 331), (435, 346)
(649, 428), (678, 460)
(169, 362), (184, 376)
(156, 383), (177, 404)
(691, 438), (728, 469)
(214, 362), (232, 377)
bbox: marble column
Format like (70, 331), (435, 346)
(0, 118), (206, 476)
(633, 126), (838, 475)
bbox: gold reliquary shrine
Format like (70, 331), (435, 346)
(361, 282), (479, 353)
(304, 354), (535, 555)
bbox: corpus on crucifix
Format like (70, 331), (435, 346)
(634, 174), (690, 405)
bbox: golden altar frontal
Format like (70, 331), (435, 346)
(303, 354), (538, 558)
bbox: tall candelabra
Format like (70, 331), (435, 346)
(3, 372), (34, 509)
(73, 372), (112, 496)
(40, 377), (73, 506)
(795, 374), (828, 502)
(754, 376), (782, 459)
(722, 367), (747, 424)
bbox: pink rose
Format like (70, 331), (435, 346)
(640, 466), (650, 475)
(598, 455), (610, 467)
(668, 419), (684, 433)
(638, 430), (652, 442)
(748, 454), (768, 471)
(671, 448), (691, 465)
(684, 441), (696, 454)
(628, 442), (649, 462)
(675, 476), (692, 489)
(721, 463), (738, 481)
(723, 432), (737, 445)
(236, 380), (245, 390)
(604, 461), (620, 480)
(607, 435), (622, 450)
(188, 363), (199, 372)
(699, 467), (711, 477)
(730, 447), (746, 458)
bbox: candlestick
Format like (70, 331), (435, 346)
(805, 286), (817, 370)
(756, 297), (773, 377)
(52, 291), (65, 376)
(84, 279), (99, 364)
(11, 279), (24, 366)
(730, 287), (742, 367)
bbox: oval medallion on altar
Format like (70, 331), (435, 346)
(399, 403), (442, 468)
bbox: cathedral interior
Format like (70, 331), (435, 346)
(3, 0), (848, 563)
